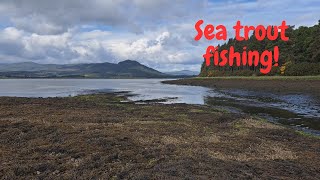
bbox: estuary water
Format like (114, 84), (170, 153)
(0, 79), (212, 104)
(0, 79), (319, 134)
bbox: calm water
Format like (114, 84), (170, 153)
(0, 79), (212, 104)
(0, 79), (319, 134)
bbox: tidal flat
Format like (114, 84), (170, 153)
(0, 93), (319, 179)
(163, 76), (320, 99)
(164, 77), (320, 134)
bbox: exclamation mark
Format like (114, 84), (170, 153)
(274, 46), (279, 67)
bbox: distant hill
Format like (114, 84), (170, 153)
(0, 60), (171, 78)
(164, 70), (199, 76)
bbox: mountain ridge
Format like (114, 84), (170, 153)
(0, 60), (171, 78)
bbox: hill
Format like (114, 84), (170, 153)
(0, 60), (169, 78)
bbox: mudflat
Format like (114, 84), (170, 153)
(0, 93), (319, 179)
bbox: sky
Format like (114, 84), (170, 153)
(0, 0), (319, 72)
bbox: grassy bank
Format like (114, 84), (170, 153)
(194, 76), (320, 80)
(0, 93), (320, 179)
(164, 76), (320, 99)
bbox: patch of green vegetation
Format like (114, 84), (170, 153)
(209, 107), (230, 113)
(251, 116), (269, 123)
(233, 121), (242, 129)
(176, 114), (189, 120)
(233, 121), (250, 135)
(295, 130), (320, 139)
(73, 94), (127, 106)
(189, 109), (204, 113)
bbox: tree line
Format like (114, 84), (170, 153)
(199, 20), (320, 76)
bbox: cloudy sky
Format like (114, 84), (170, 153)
(0, 0), (319, 72)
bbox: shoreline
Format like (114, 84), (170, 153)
(163, 77), (320, 134)
(163, 76), (320, 99)
(0, 93), (320, 179)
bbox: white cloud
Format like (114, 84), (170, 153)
(0, 27), (201, 67)
(0, 0), (205, 35)
(0, 0), (319, 71)
(75, 30), (112, 40)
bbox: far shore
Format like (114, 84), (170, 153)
(163, 76), (320, 99)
